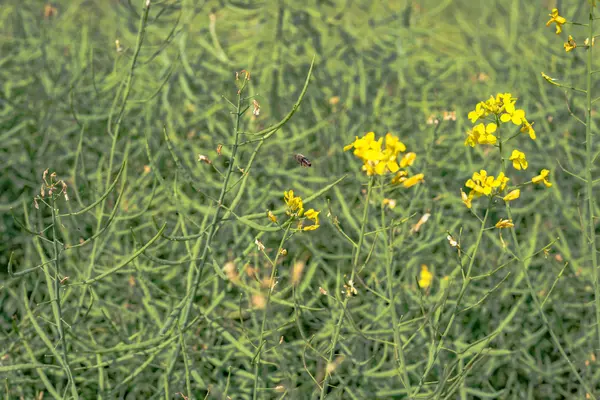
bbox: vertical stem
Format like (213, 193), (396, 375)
(499, 133), (595, 396)
(352, 177), (375, 275)
(504, 206), (595, 395)
(162, 80), (246, 389)
(412, 203), (490, 397)
(585, 5), (600, 356)
(252, 222), (293, 400)
(381, 182), (411, 392)
(320, 176), (374, 400)
(50, 197), (79, 399)
(105, 0), (150, 185)
(73, 0), (149, 324)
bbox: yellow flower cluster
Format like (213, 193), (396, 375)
(461, 170), (518, 209)
(283, 190), (320, 231)
(465, 93), (535, 146)
(344, 131), (424, 186)
(461, 87), (554, 231)
(461, 167), (552, 209)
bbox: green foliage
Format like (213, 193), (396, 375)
(1, 0), (599, 399)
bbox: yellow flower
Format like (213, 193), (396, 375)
(564, 35), (577, 52)
(464, 129), (478, 147)
(532, 169), (552, 187)
(509, 150), (528, 170)
(481, 95), (502, 115)
(375, 149), (400, 175)
(494, 172), (510, 191)
(467, 94), (509, 124)
(418, 265), (433, 289)
(391, 170), (408, 185)
(267, 210), (278, 223)
(282, 192), (321, 230)
(503, 189), (520, 202)
(344, 131), (383, 162)
(463, 170), (509, 206)
(498, 92), (517, 106)
(500, 101), (526, 125)
(520, 119), (536, 140)
(373, 133), (407, 174)
(400, 152), (416, 168)
(461, 189), (473, 209)
(466, 170), (493, 196)
(362, 161), (380, 176)
(304, 209), (320, 224)
(468, 103), (485, 123)
(403, 173), (424, 188)
(284, 190), (304, 216)
(495, 218), (515, 229)
(346, 132), (412, 176)
(546, 8), (566, 34)
(465, 123), (498, 147)
(384, 132), (406, 154)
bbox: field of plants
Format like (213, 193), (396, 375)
(2, 0), (600, 399)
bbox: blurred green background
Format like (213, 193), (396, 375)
(2, 0), (600, 398)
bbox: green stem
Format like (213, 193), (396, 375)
(586, 5), (600, 361)
(504, 205), (595, 396)
(320, 176), (374, 400)
(381, 181), (411, 392)
(105, 0), (150, 180)
(162, 79), (246, 390)
(499, 122), (596, 397)
(50, 197), (79, 399)
(73, 0), (149, 322)
(252, 222), (292, 400)
(412, 202), (490, 397)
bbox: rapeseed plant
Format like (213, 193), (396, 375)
(416, 90), (557, 397)
(462, 40), (595, 392)
(542, 6), (600, 395)
(324, 129), (427, 398)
